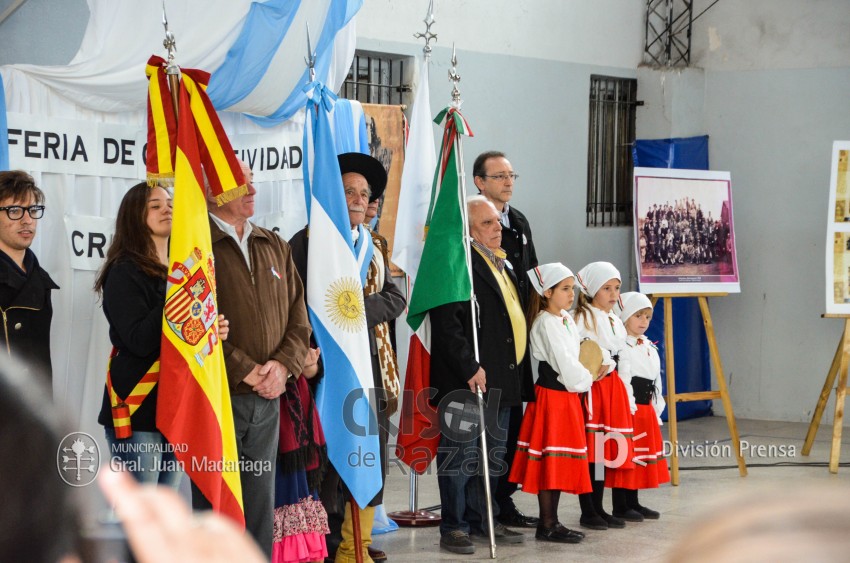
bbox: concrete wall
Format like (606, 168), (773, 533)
(636, 0), (850, 424)
(0, 0), (88, 65)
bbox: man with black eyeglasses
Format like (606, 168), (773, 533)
(0, 170), (58, 385)
(472, 151), (539, 529)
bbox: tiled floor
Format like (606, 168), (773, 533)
(370, 417), (850, 561)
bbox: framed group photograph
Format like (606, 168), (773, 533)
(825, 141), (850, 314)
(633, 167), (741, 294)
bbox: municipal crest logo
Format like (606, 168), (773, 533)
(325, 277), (366, 332)
(166, 247), (218, 347)
(57, 432), (100, 487)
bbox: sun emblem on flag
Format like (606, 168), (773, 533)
(325, 277), (365, 332)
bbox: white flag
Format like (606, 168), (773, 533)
(392, 55), (436, 286)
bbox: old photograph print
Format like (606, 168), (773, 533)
(825, 142), (850, 314)
(634, 168), (740, 294)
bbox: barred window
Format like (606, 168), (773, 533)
(340, 52), (411, 106)
(586, 75), (638, 227)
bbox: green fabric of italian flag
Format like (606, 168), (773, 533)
(395, 106), (474, 473)
(406, 106), (475, 332)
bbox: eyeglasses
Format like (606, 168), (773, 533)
(0, 205), (45, 220)
(481, 173), (519, 182)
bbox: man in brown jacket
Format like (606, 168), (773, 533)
(194, 160), (312, 558)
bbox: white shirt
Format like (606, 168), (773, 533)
(499, 202), (511, 228)
(620, 334), (666, 423)
(210, 213), (254, 272)
(572, 304), (637, 413)
(529, 310), (593, 393)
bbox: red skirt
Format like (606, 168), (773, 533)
(509, 386), (592, 495)
(584, 371), (635, 472)
(605, 404), (670, 489)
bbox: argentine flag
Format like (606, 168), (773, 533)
(303, 82), (382, 507)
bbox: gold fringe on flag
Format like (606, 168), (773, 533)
(145, 55), (246, 200)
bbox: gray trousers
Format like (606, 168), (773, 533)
(191, 393), (279, 558)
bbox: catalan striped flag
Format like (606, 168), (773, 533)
(149, 59), (246, 527)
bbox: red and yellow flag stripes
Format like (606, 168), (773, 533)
(145, 55), (247, 205)
(149, 57), (245, 527)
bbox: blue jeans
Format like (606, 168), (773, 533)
(104, 428), (183, 488)
(436, 398), (510, 536)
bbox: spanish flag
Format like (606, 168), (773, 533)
(148, 57), (245, 527)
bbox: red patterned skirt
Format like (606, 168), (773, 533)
(605, 403), (670, 489)
(584, 371), (635, 473)
(509, 386), (592, 495)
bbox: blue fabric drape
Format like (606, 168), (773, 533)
(633, 135), (712, 421)
(208, 0), (362, 126)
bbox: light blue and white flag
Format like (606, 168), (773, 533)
(209, 0), (362, 125)
(303, 81), (381, 507)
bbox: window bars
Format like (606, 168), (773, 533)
(586, 75), (638, 228)
(340, 53), (411, 106)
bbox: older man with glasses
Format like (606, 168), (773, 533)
(472, 150), (539, 529)
(0, 170), (58, 386)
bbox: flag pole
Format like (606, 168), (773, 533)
(304, 21), (364, 563)
(451, 45), (497, 560)
(161, 1), (180, 117)
(388, 0), (442, 529)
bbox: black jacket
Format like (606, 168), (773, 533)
(0, 249), (58, 383)
(97, 259), (164, 431)
(429, 249), (533, 409)
(500, 205), (537, 306)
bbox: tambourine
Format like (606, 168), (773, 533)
(579, 339), (604, 380)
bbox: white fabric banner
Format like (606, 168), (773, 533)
(8, 112), (305, 182)
(64, 215), (115, 271)
(8, 112), (146, 178)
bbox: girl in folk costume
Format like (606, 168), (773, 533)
(94, 183), (229, 486)
(572, 262), (637, 530)
(608, 292), (670, 519)
(272, 346), (331, 563)
(509, 263), (597, 544)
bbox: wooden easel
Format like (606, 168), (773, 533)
(802, 314), (850, 473)
(649, 294), (748, 485)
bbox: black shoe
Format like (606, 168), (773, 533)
(471, 523), (526, 544)
(497, 508), (540, 528)
(535, 523), (583, 544)
(634, 505), (661, 520)
(440, 530), (475, 554)
(602, 513), (626, 528)
(612, 508), (644, 522)
(579, 514), (608, 530)
(367, 546), (388, 561)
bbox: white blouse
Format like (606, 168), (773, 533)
(529, 310), (593, 393)
(620, 334), (666, 424)
(572, 304), (637, 414)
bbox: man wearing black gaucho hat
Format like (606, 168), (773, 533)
(290, 152), (405, 563)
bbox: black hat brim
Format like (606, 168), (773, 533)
(337, 152), (387, 202)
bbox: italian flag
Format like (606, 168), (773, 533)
(395, 104), (473, 473)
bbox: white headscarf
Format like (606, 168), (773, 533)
(575, 261), (621, 298)
(527, 263), (574, 295)
(617, 291), (653, 323)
